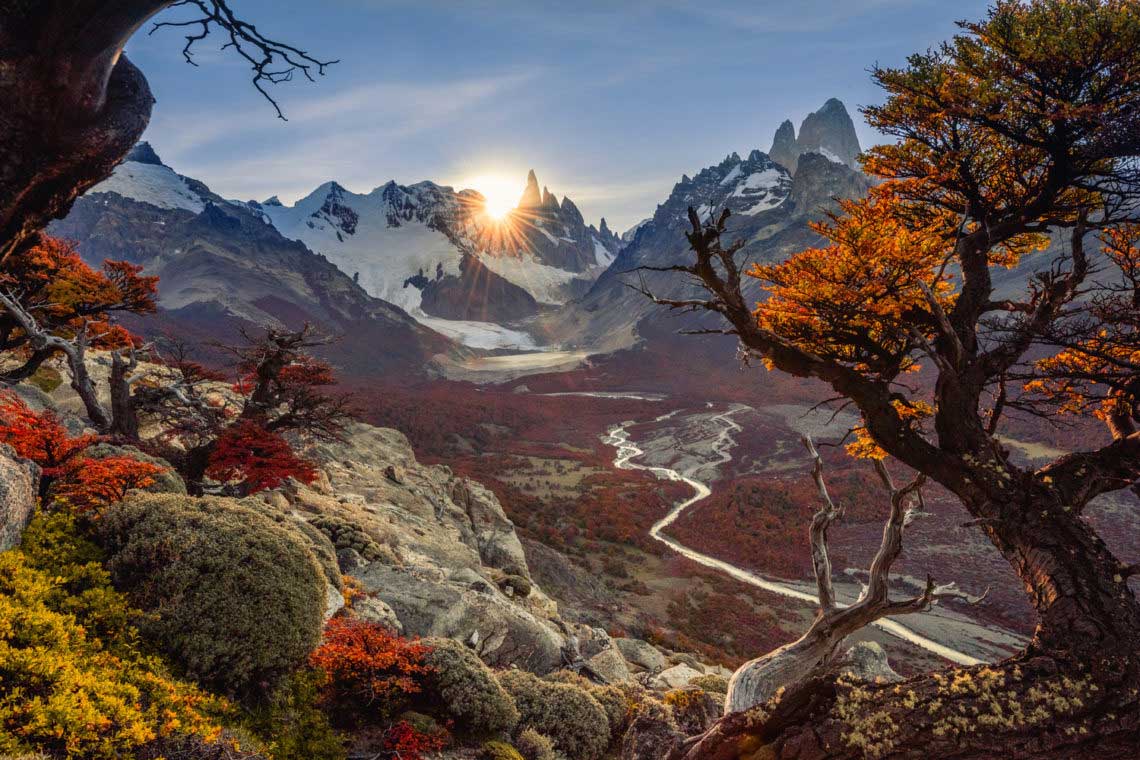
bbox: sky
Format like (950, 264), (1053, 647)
(126, 0), (991, 232)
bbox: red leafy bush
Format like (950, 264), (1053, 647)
(308, 617), (433, 720)
(205, 419), (317, 494)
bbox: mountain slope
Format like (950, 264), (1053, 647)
(539, 132), (871, 351)
(49, 144), (459, 378)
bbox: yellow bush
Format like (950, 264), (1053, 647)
(0, 513), (235, 759)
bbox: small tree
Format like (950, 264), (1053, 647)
(141, 324), (352, 495)
(0, 236), (157, 430)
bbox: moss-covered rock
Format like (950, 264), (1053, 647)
(419, 637), (519, 738)
(97, 494), (326, 701)
(308, 513), (387, 562)
(497, 670), (609, 760)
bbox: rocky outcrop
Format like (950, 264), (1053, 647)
(0, 444), (38, 551)
(651, 664), (704, 690)
(839, 641), (902, 684)
(769, 118), (799, 173)
(284, 421), (580, 672)
(616, 638), (668, 673)
(788, 151), (872, 219)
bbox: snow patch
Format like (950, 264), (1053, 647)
(89, 161), (206, 213)
(478, 253), (582, 305)
(592, 236), (616, 267)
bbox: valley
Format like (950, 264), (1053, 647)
(47, 89), (1137, 699)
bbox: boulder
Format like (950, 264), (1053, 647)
(839, 641), (902, 684)
(324, 582), (345, 622)
(449, 477), (530, 578)
(356, 562), (566, 673)
(586, 646), (632, 684)
(615, 638), (667, 673)
(353, 595), (403, 633)
(0, 445), (38, 551)
(651, 664), (703, 690)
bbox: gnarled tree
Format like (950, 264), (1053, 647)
(643, 1), (1140, 757)
(0, 0), (334, 263)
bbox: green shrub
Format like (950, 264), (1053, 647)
(308, 513), (386, 562)
(515, 727), (559, 760)
(481, 740), (525, 760)
(419, 638), (518, 737)
(497, 670), (608, 760)
(97, 494), (327, 701)
(690, 673), (729, 694)
(242, 671), (346, 760)
(542, 671), (641, 745)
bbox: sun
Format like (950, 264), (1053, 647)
(466, 174), (519, 220)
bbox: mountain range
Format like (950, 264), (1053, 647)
(52, 98), (871, 376)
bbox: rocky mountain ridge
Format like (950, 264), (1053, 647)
(768, 97), (863, 174)
(50, 144), (459, 378)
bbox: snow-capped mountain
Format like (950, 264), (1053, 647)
(241, 169), (623, 348)
(536, 102), (872, 350)
(51, 143), (460, 376)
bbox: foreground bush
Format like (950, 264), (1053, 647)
(496, 670), (608, 760)
(419, 637), (519, 738)
(0, 513), (234, 759)
(97, 494), (327, 701)
(242, 671), (346, 760)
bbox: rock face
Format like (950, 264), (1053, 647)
(769, 118), (799, 173)
(797, 98), (862, 169)
(0, 444), (38, 551)
(286, 421), (579, 673)
(766, 98), (863, 174)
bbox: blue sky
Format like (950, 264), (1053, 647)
(126, 0), (991, 231)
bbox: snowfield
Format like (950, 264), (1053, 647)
(89, 161), (206, 213)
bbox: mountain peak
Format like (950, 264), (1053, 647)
(126, 141), (164, 166)
(797, 98), (861, 169)
(541, 186), (559, 209)
(769, 119), (798, 172)
(767, 100), (861, 175)
(519, 169), (542, 208)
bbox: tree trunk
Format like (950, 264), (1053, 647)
(109, 350), (139, 440)
(669, 485), (1140, 759)
(0, 1), (170, 262)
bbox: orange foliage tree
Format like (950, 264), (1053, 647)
(0, 392), (164, 514)
(0, 235), (157, 430)
(643, 2), (1140, 757)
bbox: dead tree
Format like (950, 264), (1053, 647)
(724, 436), (982, 713)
